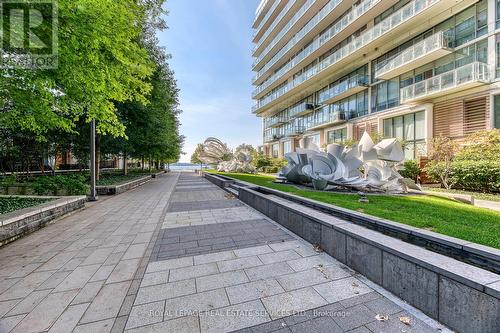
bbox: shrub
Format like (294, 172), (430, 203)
(450, 160), (500, 193)
(399, 160), (420, 182)
(263, 158), (288, 174)
(31, 175), (88, 196)
(455, 130), (500, 162)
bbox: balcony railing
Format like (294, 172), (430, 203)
(375, 31), (452, 80)
(400, 62), (490, 103)
(285, 126), (306, 137)
(306, 111), (347, 130)
(253, 0), (439, 113)
(318, 74), (369, 104)
(265, 115), (289, 128)
(253, 0), (304, 55)
(253, 0), (379, 90)
(288, 102), (315, 118)
(254, 0), (281, 38)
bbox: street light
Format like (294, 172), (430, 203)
(89, 118), (98, 201)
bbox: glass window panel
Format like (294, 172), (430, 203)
(404, 143), (416, 160)
(383, 119), (393, 137)
(455, 7), (475, 46)
(495, 96), (500, 129)
(394, 116), (404, 139)
(404, 114), (415, 141)
(415, 111), (425, 140)
(388, 78), (399, 107)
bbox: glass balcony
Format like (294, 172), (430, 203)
(318, 74), (369, 105)
(285, 126), (306, 137)
(288, 102), (315, 118)
(253, 0), (440, 113)
(265, 115), (289, 128)
(375, 31), (452, 80)
(400, 62), (490, 104)
(253, 0), (302, 55)
(306, 111), (347, 130)
(254, 0), (281, 39)
(253, 0), (379, 90)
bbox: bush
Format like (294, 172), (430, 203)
(263, 158), (288, 174)
(399, 160), (420, 181)
(31, 175), (88, 196)
(450, 160), (500, 193)
(455, 130), (500, 161)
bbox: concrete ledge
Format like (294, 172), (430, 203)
(236, 186), (500, 333)
(96, 174), (153, 195)
(0, 196), (86, 246)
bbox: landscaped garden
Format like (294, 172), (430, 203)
(0, 196), (54, 215)
(96, 170), (155, 186)
(210, 171), (500, 249)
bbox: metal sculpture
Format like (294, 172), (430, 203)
(279, 132), (420, 193)
(198, 138), (255, 173)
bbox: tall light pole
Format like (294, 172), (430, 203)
(89, 118), (98, 201)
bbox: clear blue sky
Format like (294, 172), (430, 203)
(158, 0), (262, 162)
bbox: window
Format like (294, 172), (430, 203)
(306, 134), (321, 147)
(283, 141), (292, 155)
(272, 144), (279, 158)
(494, 96), (500, 129)
(327, 128), (347, 144)
(372, 78), (399, 112)
(383, 111), (425, 159)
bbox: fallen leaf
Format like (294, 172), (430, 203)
(399, 316), (411, 325)
(352, 282), (359, 287)
(312, 243), (323, 253)
(224, 193), (236, 200)
(375, 314), (389, 321)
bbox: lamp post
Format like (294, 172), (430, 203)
(89, 118), (98, 201)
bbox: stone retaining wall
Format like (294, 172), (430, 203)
(0, 196), (86, 246)
(96, 171), (166, 195)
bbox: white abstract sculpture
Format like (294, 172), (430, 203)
(279, 132), (420, 193)
(198, 138), (255, 173)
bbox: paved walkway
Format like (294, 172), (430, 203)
(0, 172), (448, 333)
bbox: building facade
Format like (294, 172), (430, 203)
(252, 0), (500, 159)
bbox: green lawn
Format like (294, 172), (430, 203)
(423, 187), (500, 202)
(0, 197), (54, 215)
(211, 172), (500, 249)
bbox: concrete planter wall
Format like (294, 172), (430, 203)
(0, 196), (86, 246)
(204, 174), (499, 333)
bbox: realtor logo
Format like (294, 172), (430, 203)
(0, 0), (58, 69)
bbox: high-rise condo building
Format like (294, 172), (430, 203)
(252, 0), (500, 159)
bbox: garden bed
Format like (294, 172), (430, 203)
(0, 196), (54, 215)
(209, 172), (500, 249)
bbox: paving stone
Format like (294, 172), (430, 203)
(90, 265), (116, 282)
(313, 278), (372, 304)
(80, 281), (131, 323)
(6, 289), (51, 316)
(332, 304), (376, 331)
(226, 279), (285, 305)
(168, 263), (219, 282)
(289, 316), (343, 333)
(163, 288), (229, 321)
(71, 281), (104, 305)
(122, 244), (148, 260)
(245, 262), (295, 281)
(277, 268), (331, 291)
(196, 270), (249, 292)
(286, 254), (338, 272)
(73, 318), (114, 333)
(11, 290), (78, 333)
(53, 264), (101, 292)
(234, 245), (273, 258)
(364, 297), (402, 315)
(218, 256), (263, 272)
(125, 301), (164, 330)
(0, 314), (25, 333)
(199, 300), (271, 333)
(262, 288), (328, 320)
(140, 271), (169, 287)
(134, 279), (196, 305)
(123, 315), (200, 333)
(258, 250), (301, 264)
(48, 303), (89, 333)
(0, 271), (54, 301)
(0, 299), (20, 317)
(194, 250), (236, 265)
(146, 257), (193, 273)
(106, 258), (141, 284)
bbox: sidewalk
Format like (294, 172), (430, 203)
(0, 172), (448, 332)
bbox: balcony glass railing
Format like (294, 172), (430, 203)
(265, 115), (289, 128)
(318, 74), (369, 104)
(253, 0), (316, 58)
(254, 0), (302, 55)
(285, 126), (306, 137)
(254, 0), (438, 112)
(375, 31), (450, 78)
(306, 111), (346, 129)
(288, 102), (315, 118)
(400, 62), (489, 103)
(254, 0), (379, 85)
(254, 0), (281, 38)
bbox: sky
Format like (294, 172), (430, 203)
(158, 0), (262, 163)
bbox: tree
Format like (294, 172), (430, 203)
(424, 135), (458, 189)
(191, 144), (204, 165)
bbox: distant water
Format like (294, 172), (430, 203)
(168, 163), (210, 171)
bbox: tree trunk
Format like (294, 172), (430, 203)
(123, 151), (128, 175)
(95, 135), (101, 181)
(142, 156), (145, 170)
